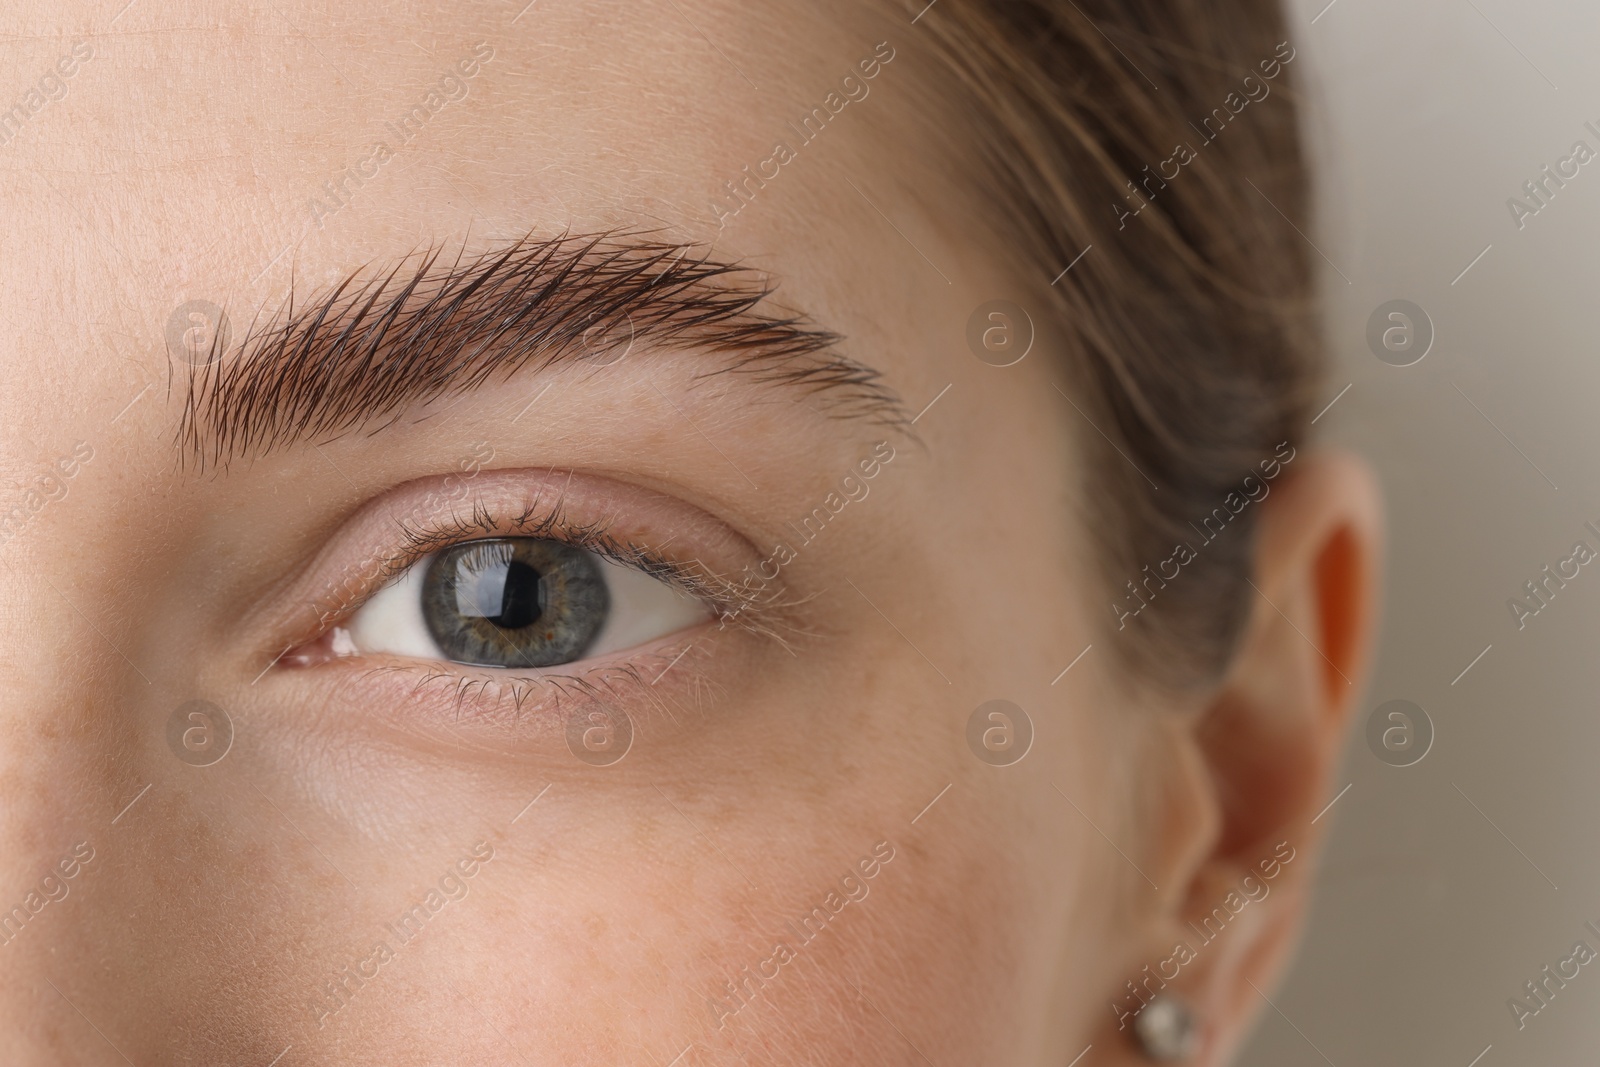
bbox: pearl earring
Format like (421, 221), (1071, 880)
(1132, 995), (1197, 1061)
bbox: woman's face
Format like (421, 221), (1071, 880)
(0, 2), (1374, 1064)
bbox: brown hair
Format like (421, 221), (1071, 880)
(917, 1), (1321, 688)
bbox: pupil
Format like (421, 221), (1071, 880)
(490, 560), (543, 629)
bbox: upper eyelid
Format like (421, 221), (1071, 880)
(381, 510), (724, 614)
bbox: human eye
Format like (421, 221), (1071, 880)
(265, 466), (783, 730)
(341, 535), (709, 669)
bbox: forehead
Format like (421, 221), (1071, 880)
(0, 1), (950, 457)
(0, 0), (907, 277)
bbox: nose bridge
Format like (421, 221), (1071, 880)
(0, 521), (158, 1064)
(0, 488), (352, 1066)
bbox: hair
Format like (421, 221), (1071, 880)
(916, 1), (1321, 690)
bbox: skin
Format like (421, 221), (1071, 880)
(0, 2), (1383, 1065)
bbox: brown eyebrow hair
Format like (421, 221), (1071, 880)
(179, 231), (905, 469)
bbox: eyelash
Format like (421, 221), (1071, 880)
(392, 498), (722, 610)
(366, 658), (663, 726)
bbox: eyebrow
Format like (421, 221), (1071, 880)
(179, 231), (906, 468)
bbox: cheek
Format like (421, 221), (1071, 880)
(329, 774), (1045, 1065)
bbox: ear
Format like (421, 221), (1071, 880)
(1094, 451), (1383, 1066)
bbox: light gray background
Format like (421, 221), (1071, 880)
(1241, 2), (1600, 1064)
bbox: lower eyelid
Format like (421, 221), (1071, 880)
(295, 626), (722, 752)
